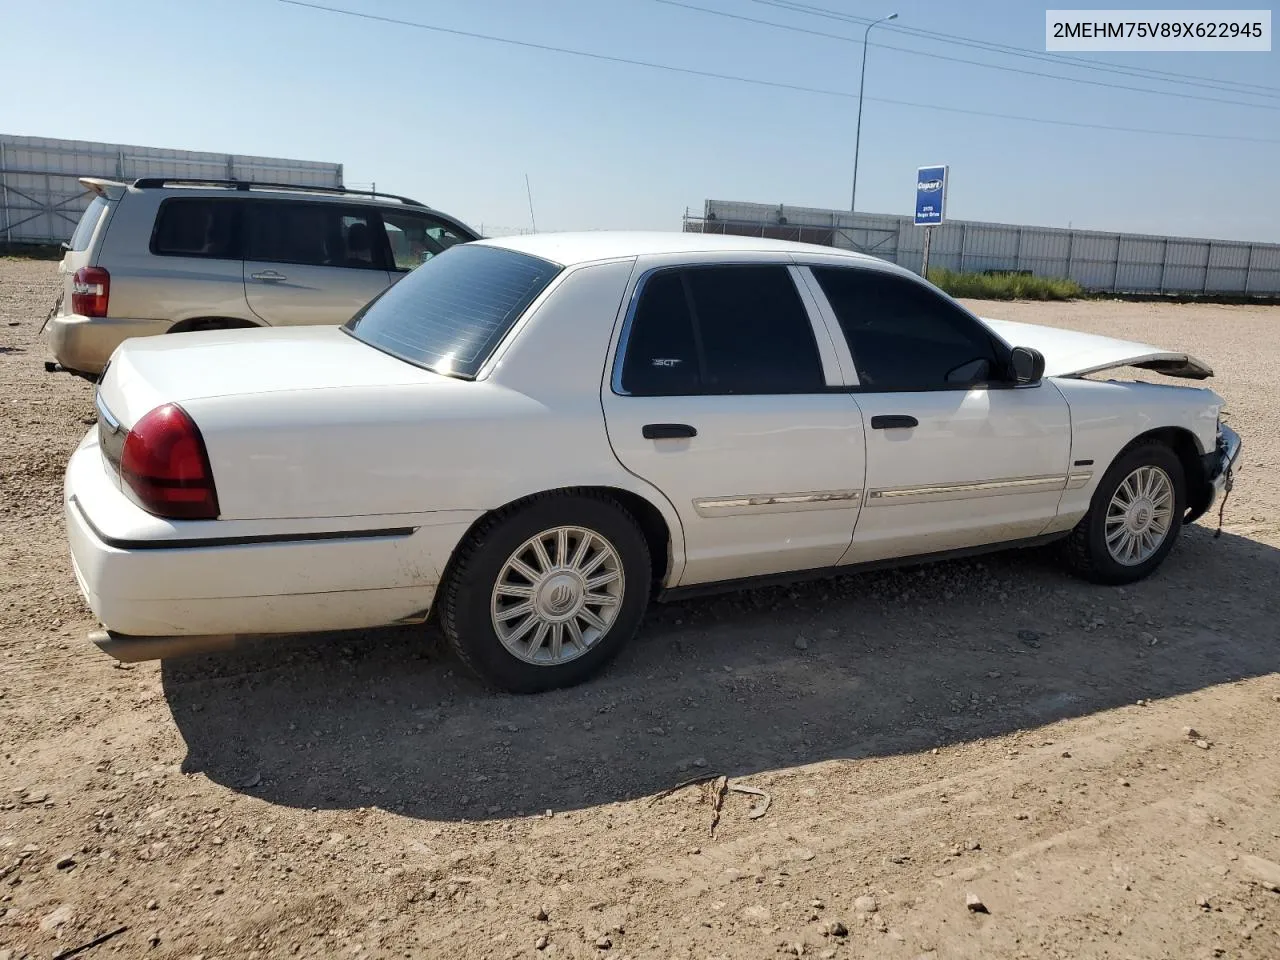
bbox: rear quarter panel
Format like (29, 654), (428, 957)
(95, 189), (254, 324)
(182, 260), (685, 573)
(1045, 377), (1222, 532)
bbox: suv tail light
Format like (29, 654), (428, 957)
(120, 404), (220, 520)
(71, 266), (110, 317)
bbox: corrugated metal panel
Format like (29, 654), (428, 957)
(1, 133), (343, 244)
(694, 199), (1280, 295)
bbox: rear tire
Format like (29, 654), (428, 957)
(1062, 439), (1185, 585)
(439, 493), (652, 693)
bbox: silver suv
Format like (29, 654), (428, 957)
(44, 177), (480, 378)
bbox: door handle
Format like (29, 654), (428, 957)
(870, 415), (918, 430)
(642, 423), (697, 440)
(250, 270), (287, 282)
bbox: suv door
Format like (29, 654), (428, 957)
(242, 200), (393, 326)
(600, 262), (866, 586)
(801, 265), (1072, 565)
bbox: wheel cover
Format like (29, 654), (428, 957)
(490, 525), (625, 666)
(1105, 464), (1174, 566)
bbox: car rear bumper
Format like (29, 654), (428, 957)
(45, 313), (172, 377)
(64, 430), (478, 658)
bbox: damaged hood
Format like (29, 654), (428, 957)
(979, 317), (1214, 380)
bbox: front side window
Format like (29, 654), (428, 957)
(69, 196), (108, 252)
(244, 201), (384, 269)
(343, 243), (560, 378)
(810, 267), (1003, 390)
(380, 210), (472, 271)
(619, 265), (825, 396)
(150, 198), (239, 259)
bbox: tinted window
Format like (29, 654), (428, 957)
(381, 210), (472, 271)
(620, 266), (824, 396)
(619, 272), (700, 396)
(69, 196), (108, 252)
(344, 244), (560, 378)
(687, 266), (823, 394)
(811, 267), (1002, 390)
(151, 199), (239, 259)
(245, 201), (383, 269)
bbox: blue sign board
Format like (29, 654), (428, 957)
(914, 164), (948, 226)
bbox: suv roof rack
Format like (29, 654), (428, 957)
(129, 177), (426, 207)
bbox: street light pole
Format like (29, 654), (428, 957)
(850, 12), (898, 213)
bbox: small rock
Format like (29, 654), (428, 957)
(535, 906), (549, 921)
(794, 636), (810, 651)
(535, 935), (549, 950)
(39, 904), (73, 931)
(854, 894), (878, 913)
(787, 944), (805, 957)
(810, 899), (824, 909)
(1194, 739), (1211, 750)
(965, 892), (989, 913)
(1197, 896), (1211, 911)
(1061, 751), (1072, 758)
(1017, 629), (1041, 647)
(55, 854), (76, 870)
(1119, 778), (1131, 787)
(147, 899), (159, 910)
(647, 726), (665, 736)
(148, 930), (161, 946)
(825, 919), (848, 937)
(965, 840), (981, 851)
(1239, 854), (1280, 892)
(595, 934), (612, 949)
(1184, 726), (1201, 739)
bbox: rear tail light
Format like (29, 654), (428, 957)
(120, 404), (220, 520)
(71, 266), (110, 317)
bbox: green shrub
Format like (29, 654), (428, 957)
(927, 267), (1086, 301)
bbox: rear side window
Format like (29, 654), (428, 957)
(810, 267), (1001, 390)
(68, 196), (108, 252)
(343, 244), (561, 378)
(151, 199), (240, 259)
(619, 265), (825, 396)
(245, 201), (384, 270)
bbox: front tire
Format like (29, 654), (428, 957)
(1063, 439), (1185, 585)
(439, 493), (652, 693)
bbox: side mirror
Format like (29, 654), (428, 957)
(1010, 346), (1045, 384)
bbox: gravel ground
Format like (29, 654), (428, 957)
(2, 257), (1279, 960)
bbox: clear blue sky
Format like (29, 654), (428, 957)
(3, 0), (1276, 241)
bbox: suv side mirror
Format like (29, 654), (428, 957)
(1010, 346), (1045, 384)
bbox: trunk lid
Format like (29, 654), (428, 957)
(96, 325), (446, 429)
(980, 317), (1213, 380)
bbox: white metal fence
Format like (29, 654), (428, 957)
(688, 200), (1280, 297)
(0, 134), (344, 245)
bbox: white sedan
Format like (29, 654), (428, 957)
(65, 232), (1242, 692)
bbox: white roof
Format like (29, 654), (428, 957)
(475, 230), (880, 267)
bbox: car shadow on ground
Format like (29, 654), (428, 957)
(162, 525), (1280, 821)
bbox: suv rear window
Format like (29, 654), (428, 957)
(343, 244), (561, 378)
(68, 196), (108, 252)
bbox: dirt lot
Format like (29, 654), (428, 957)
(2, 257), (1279, 960)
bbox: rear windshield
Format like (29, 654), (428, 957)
(343, 243), (561, 378)
(68, 196), (108, 252)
